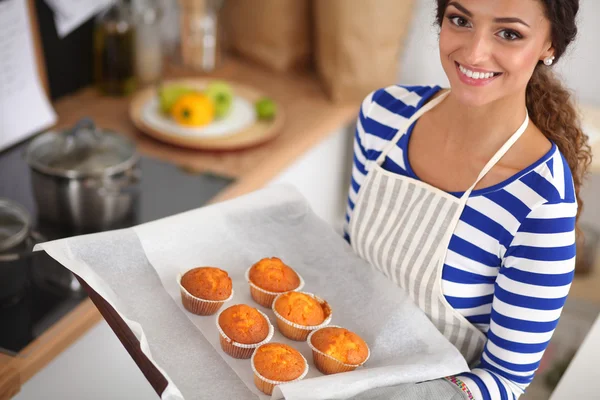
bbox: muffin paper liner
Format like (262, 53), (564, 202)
(306, 325), (370, 375)
(215, 307), (275, 359)
(177, 274), (234, 316)
(272, 291), (332, 341)
(244, 266), (305, 308)
(250, 344), (309, 395)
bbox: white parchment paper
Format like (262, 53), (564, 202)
(35, 184), (469, 400)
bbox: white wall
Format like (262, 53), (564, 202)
(399, 0), (600, 106)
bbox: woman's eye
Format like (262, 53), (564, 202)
(448, 16), (471, 28)
(498, 30), (522, 41)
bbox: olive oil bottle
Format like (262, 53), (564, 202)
(94, 0), (136, 96)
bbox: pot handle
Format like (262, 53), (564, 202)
(96, 169), (141, 196)
(0, 231), (45, 262)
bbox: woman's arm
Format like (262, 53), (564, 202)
(452, 197), (577, 399)
(343, 88), (385, 241)
(343, 85), (441, 241)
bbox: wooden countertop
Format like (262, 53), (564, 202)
(2, 57), (358, 399)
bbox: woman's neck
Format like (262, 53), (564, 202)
(437, 89), (529, 157)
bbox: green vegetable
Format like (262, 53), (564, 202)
(205, 81), (234, 119)
(255, 97), (277, 121)
(158, 85), (195, 115)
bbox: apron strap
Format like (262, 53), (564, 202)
(460, 112), (529, 200)
(372, 87), (530, 203)
(375, 90), (451, 165)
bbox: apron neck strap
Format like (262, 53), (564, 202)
(375, 90), (451, 165)
(372, 88), (529, 202)
(460, 111), (530, 200)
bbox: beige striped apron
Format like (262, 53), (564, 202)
(349, 91), (529, 365)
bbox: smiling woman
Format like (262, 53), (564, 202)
(343, 0), (591, 399)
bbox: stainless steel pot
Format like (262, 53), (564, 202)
(25, 119), (141, 232)
(0, 199), (85, 306)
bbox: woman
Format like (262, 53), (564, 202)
(344, 0), (591, 399)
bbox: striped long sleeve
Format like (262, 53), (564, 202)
(343, 85), (577, 399)
(457, 198), (576, 399)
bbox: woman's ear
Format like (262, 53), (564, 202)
(540, 43), (555, 63)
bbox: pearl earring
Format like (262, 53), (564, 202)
(544, 56), (555, 66)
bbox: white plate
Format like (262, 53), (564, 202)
(141, 95), (257, 138)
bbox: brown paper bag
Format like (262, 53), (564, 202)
(314, 0), (416, 103)
(221, 0), (312, 72)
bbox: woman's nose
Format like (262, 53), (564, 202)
(463, 31), (491, 66)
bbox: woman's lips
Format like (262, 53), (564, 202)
(455, 61), (502, 86)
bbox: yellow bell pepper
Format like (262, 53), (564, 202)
(170, 93), (215, 127)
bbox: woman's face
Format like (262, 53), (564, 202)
(439, 0), (553, 107)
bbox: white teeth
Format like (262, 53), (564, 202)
(458, 63), (496, 79)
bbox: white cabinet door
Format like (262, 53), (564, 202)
(268, 124), (354, 235)
(15, 321), (158, 400)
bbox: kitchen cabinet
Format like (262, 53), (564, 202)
(13, 321), (157, 400)
(550, 312), (600, 399)
(268, 125), (354, 234)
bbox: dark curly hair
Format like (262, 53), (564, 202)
(435, 0), (592, 229)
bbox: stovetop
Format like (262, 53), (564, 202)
(0, 139), (234, 355)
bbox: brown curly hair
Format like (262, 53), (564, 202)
(435, 0), (592, 228)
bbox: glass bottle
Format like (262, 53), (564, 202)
(175, 0), (224, 72)
(133, 0), (163, 86)
(94, 0), (137, 96)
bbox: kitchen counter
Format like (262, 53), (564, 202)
(0, 56), (358, 399)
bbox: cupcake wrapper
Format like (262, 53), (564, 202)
(272, 291), (332, 341)
(219, 334), (256, 359)
(250, 346), (309, 395)
(253, 373), (275, 396)
(306, 325), (370, 375)
(245, 266), (305, 308)
(249, 285), (278, 308)
(215, 308), (274, 359)
(177, 274), (234, 316)
(310, 351), (358, 375)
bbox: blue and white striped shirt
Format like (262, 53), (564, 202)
(344, 85), (577, 400)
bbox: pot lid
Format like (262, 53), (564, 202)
(25, 118), (137, 178)
(0, 199), (30, 253)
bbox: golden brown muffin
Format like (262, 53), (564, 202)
(218, 304), (270, 344)
(253, 343), (306, 382)
(181, 267), (232, 301)
(274, 292), (326, 326)
(249, 257), (301, 293)
(310, 327), (369, 365)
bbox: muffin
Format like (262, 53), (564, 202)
(246, 257), (304, 307)
(178, 267), (233, 315)
(217, 304), (274, 359)
(272, 291), (332, 341)
(251, 343), (309, 395)
(307, 326), (370, 374)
